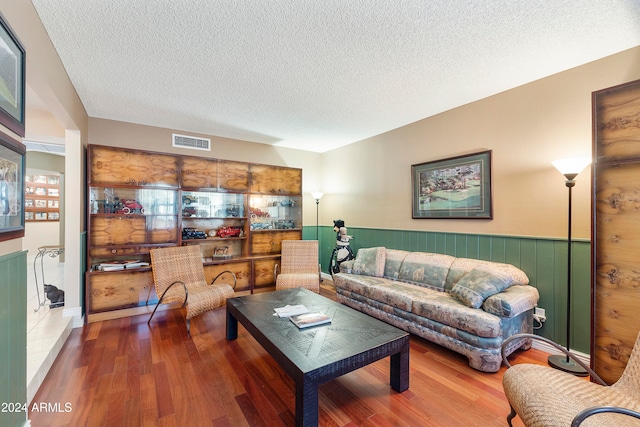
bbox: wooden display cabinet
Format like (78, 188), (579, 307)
(86, 144), (303, 323)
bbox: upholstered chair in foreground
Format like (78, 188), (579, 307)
(275, 240), (321, 293)
(149, 245), (235, 336)
(502, 332), (640, 427)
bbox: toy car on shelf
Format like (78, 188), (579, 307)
(250, 221), (273, 230)
(226, 204), (241, 217)
(182, 227), (207, 240)
(274, 219), (296, 229)
(250, 208), (270, 219)
(182, 195), (198, 205)
(115, 199), (144, 214)
(217, 226), (243, 238)
(273, 199), (296, 207)
(182, 206), (197, 217)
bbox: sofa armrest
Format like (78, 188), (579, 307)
(339, 260), (355, 273)
(482, 285), (539, 318)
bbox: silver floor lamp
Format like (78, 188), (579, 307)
(548, 157), (591, 376)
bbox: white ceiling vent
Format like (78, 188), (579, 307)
(172, 133), (211, 151)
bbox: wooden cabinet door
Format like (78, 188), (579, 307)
(90, 145), (178, 186)
(253, 257), (278, 292)
(204, 261), (251, 293)
(87, 270), (155, 312)
(249, 164), (302, 194)
(217, 160), (249, 192)
(135, 152), (179, 186)
(181, 156), (217, 188)
(250, 230), (301, 255)
(90, 216), (147, 245)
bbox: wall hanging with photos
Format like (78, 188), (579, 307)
(25, 174), (60, 221)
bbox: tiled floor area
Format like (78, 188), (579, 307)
(26, 254), (72, 404)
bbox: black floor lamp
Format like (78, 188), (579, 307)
(549, 157), (591, 376)
(312, 191), (323, 282)
(311, 191), (323, 240)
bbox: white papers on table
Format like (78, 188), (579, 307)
(273, 304), (309, 318)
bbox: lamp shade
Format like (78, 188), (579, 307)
(311, 191), (324, 201)
(552, 157), (591, 180)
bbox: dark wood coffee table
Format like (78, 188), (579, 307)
(226, 287), (409, 426)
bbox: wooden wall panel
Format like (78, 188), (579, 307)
(593, 78), (640, 383)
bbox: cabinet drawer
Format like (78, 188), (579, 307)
(250, 231), (301, 255)
(90, 216), (147, 245)
(87, 270), (156, 312)
(204, 261), (250, 293)
(90, 246), (150, 257)
(253, 258), (279, 290)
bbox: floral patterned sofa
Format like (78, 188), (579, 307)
(333, 247), (540, 372)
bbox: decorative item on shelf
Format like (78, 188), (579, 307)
(226, 204), (241, 217)
(217, 226), (243, 238)
(213, 246), (232, 259)
(115, 199), (144, 214)
(274, 219), (295, 229)
(182, 194), (198, 205)
(274, 199), (296, 207)
(329, 219), (354, 274)
(182, 227), (207, 240)
(250, 207), (270, 219)
(250, 221), (273, 230)
(548, 156), (591, 376)
(182, 206), (197, 217)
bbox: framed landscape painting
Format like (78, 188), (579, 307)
(0, 13), (25, 137)
(412, 150), (492, 219)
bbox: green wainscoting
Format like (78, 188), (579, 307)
(304, 226), (591, 354)
(0, 250), (27, 427)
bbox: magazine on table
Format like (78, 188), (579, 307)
(289, 312), (331, 329)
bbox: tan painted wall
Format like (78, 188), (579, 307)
(319, 46), (640, 240)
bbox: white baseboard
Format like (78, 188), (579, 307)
(531, 340), (590, 365)
(63, 306), (84, 328)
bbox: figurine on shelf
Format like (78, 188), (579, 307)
(329, 219), (354, 274)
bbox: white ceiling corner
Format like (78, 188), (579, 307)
(30, 0), (640, 153)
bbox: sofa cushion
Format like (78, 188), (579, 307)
(445, 257), (529, 291)
(333, 273), (423, 312)
(352, 246), (386, 277)
(383, 249), (410, 279)
(411, 290), (503, 338)
(482, 285), (540, 317)
(450, 266), (514, 308)
(397, 252), (456, 291)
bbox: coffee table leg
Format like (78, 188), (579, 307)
(390, 336), (410, 392)
(226, 309), (238, 340)
(295, 376), (318, 427)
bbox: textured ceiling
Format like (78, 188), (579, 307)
(31, 0), (640, 153)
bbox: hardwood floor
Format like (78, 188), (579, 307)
(28, 281), (543, 426)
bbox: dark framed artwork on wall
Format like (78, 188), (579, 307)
(0, 13), (25, 137)
(412, 150), (492, 219)
(0, 129), (25, 241)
